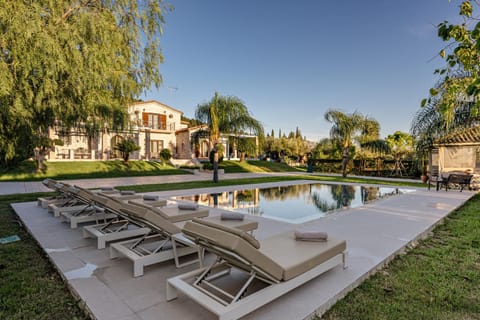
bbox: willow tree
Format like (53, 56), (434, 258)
(195, 92), (264, 182)
(0, 0), (169, 170)
(324, 109), (379, 177)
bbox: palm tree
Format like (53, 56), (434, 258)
(195, 92), (264, 182)
(411, 98), (477, 147)
(114, 138), (140, 163)
(324, 109), (378, 177)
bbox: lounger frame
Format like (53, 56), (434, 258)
(109, 232), (201, 277)
(83, 219), (151, 249)
(167, 251), (347, 320)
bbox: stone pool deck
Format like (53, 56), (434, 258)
(12, 180), (476, 320)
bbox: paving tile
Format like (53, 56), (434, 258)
(70, 277), (136, 320)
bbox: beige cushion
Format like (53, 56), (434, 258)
(155, 206), (209, 222)
(183, 220), (282, 279)
(191, 218), (260, 249)
(182, 221), (346, 282)
(128, 198), (168, 208)
(203, 216), (258, 233)
(259, 232), (346, 281)
(120, 206), (181, 235)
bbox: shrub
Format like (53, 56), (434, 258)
(114, 139), (140, 162)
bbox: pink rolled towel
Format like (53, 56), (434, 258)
(294, 229), (328, 242)
(178, 203), (199, 210)
(143, 194), (159, 201)
(220, 212), (244, 221)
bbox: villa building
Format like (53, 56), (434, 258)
(47, 100), (257, 162)
(48, 100), (187, 161)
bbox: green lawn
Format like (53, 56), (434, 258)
(0, 160), (189, 181)
(219, 160), (303, 173)
(0, 159), (300, 182)
(0, 193), (88, 320)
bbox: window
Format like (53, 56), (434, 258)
(150, 140), (164, 159)
(142, 112), (167, 130)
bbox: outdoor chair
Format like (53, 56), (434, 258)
(109, 206), (258, 277)
(167, 219), (347, 320)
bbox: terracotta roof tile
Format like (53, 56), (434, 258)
(435, 126), (480, 145)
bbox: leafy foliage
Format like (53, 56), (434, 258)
(159, 148), (172, 163)
(195, 92), (263, 181)
(114, 138), (140, 162)
(263, 129), (311, 163)
(324, 109), (380, 177)
(423, 1), (480, 122)
(0, 0), (170, 168)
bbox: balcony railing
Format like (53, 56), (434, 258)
(142, 122), (175, 131)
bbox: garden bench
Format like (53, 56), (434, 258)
(439, 174), (473, 192)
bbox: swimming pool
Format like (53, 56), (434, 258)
(173, 182), (414, 224)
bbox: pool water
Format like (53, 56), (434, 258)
(173, 182), (414, 224)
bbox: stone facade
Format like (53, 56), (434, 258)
(48, 100), (188, 161)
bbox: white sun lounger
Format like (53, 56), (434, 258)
(82, 196), (152, 249)
(39, 182), (84, 209)
(109, 206), (258, 277)
(51, 186), (115, 228)
(166, 219), (347, 320)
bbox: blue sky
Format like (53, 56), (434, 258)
(143, 0), (462, 141)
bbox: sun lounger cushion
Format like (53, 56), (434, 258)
(120, 190), (136, 195)
(184, 220), (280, 278)
(294, 229), (328, 241)
(143, 194), (160, 201)
(260, 232), (345, 280)
(183, 221), (346, 282)
(156, 206), (209, 222)
(140, 209), (182, 235)
(178, 203), (199, 210)
(191, 218), (260, 248)
(67, 186), (80, 194)
(204, 216), (258, 233)
(220, 212), (244, 221)
(118, 204), (181, 235)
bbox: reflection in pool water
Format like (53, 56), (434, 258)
(174, 183), (414, 224)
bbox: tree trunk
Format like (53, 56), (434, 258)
(213, 150), (219, 183)
(35, 147), (47, 173)
(341, 147), (349, 177)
